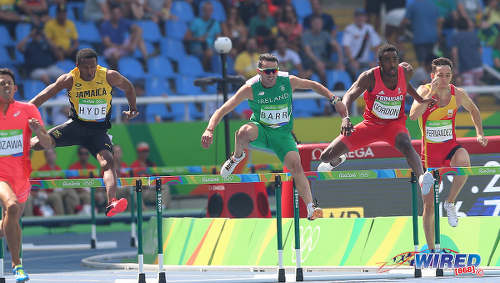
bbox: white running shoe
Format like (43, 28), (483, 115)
(418, 171), (435, 195)
(307, 200), (323, 220)
(444, 201), (458, 227)
(220, 151), (246, 178)
(317, 154), (347, 172)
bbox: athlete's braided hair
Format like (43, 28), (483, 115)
(76, 48), (98, 65)
(431, 57), (453, 73)
(0, 68), (15, 85)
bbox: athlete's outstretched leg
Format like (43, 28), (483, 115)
(284, 151), (322, 220)
(220, 123), (258, 178)
(98, 150), (127, 217)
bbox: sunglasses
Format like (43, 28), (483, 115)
(258, 68), (278, 75)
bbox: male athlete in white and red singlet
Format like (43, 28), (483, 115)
(318, 44), (437, 194)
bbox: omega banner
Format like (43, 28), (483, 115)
(298, 137), (500, 218)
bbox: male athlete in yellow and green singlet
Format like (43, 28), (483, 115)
(30, 48), (139, 217)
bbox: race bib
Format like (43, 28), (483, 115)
(260, 104), (290, 128)
(425, 120), (453, 143)
(78, 99), (107, 121)
(0, 129), (23, 157)
(371, 99), (401, 119)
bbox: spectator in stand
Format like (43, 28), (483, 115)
(276, 4), (302, 50)
(272, 35), (308, 77)
(130, 142), (169, 209)
(302, 15), (344, 85)
(222, 6), (248, 52)
(100, 5), (148, 68)
(402, 0), (441, 67)
(234, 37), (260, 79)
(17, 0), (48, 25)
(248, 2), (276, 49)
(112, 144), (128, 177)
(0, 0), (30, 37)
(184, 1), (221, 70)
(412, 54), (437, 87)
(37, 148), (80, 214)
(130, 142), (155, 176)
(451, 17), (483, 100)
(84, 0), (111, 22)
(484, 0), (500, 27)
(342, 8), (381, 79)
(237, 0), (258, 25)
(457, 0), (483, 28)
(364, 0), (405, 32)
(303, 0), (335, 34)
(147, 0), (175, 24)
(44, 4), (79, 61)
(68, 146), (96, 215)
(436, 0), (459, 29)
(494, 36), (500, 72)
(16, 26), (64, 85)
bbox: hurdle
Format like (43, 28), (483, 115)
(25, 176), (149, 251)
(2, 165), (497, 282)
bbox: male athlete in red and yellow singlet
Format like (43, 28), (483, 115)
(410, 57), (487, 249)
(0, 68), (53, 282)
(318, 44), (436, 194)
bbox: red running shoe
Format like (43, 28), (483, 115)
(106, 198), (128, 217)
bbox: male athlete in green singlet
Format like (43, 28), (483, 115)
(201, 53), (353, 220)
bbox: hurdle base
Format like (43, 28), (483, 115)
(414, 268), (421, 278)
(138, 273), (146, 283)
(158, 272), (166, 283)
(296, 267), (303, 281)
(0, 277), (5, 283)
(436, 268), (443, 277)
(91, 239), (96, 249)
(130, 238), (136, 247)
(278, 268), (286, 282)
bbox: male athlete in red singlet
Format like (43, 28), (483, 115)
(0, 68), (53, 282)
(410, 57), (487, 249)
(318, 44), (436, 194)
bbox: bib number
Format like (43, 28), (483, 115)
(425, 120), (453, 143)
(78, 99), (107, 121)
(371, 99), (401, 119)
(0, 129), (23, 156)
(260, 104), (289, 128)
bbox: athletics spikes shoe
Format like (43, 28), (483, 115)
(307, 200), (323, 220)
(444, 201), (458, 227)
(317, 154), (347, 172)
(13, 265), (29, 282)
(220, 151), (246, 178)
(106, 198), (128, 217)
(418, 171), (435, 195)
